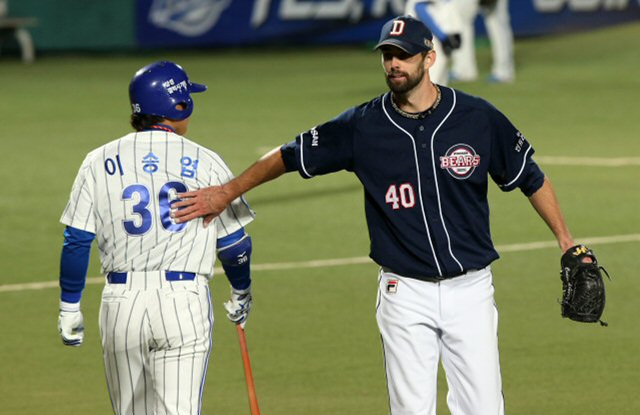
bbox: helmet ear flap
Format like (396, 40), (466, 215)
(174, 95), (195, 120)
(129, 61), (206, 121)
(172, 99), (194, 120)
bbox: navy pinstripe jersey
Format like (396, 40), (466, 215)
(281, 86), (545, 278)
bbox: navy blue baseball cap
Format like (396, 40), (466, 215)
(374, 15), (434, 55)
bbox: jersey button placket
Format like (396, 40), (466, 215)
(418, 125), (427, 149)
(419, 126), (445, 267)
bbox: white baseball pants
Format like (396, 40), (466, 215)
(99, 272), (213, 415)
(450, 0), (515, 82)
(483, 0), (515, 81)
(450, 0), (480, 81)
(376, 267), (504, 415)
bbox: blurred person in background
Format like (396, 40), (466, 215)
(450, 0), (515, 83)
(405, 0), (463, 85)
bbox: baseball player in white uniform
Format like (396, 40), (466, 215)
(57, 61), (255, 415)
(405, 0), (464, 85)
(450, 0), (515, 83)
(481, 0), (515, 82)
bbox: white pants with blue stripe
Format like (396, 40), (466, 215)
(99, 271), (213, 415)
(376, 266), (504, 415)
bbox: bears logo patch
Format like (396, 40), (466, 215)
(439, 144), (481, 179)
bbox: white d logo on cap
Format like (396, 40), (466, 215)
(390, 20), (405, 36)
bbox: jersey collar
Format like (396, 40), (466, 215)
(146, 124), (176, 133)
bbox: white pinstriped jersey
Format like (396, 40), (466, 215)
(60, 129), (254, 278)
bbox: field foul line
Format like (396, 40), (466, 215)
(2, 233), (638, 294)
(535, 156), (640, 167)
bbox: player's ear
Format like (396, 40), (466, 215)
(424, 50), (435, 69)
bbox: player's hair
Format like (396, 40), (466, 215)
(131, 113), (165, 131)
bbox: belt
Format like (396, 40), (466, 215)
(381, 267), (475, 282)
(107, 271), (196, 284)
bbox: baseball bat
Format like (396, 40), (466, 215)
(236, 324), (261, 415)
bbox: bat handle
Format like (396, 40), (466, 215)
(236, 324), (261, 415)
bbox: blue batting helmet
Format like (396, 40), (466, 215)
(129, 61), (207, 120)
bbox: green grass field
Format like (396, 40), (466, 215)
(1, 22), (639, 414)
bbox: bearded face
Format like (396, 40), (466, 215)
(381, 49), (429, 95)
(385, 62), (426, 94)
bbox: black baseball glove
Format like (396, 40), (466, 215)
(480, 0), (498, 7)
(441, 34), (461, 56)
(560, 245), (610, 326)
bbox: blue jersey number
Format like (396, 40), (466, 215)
(122, 184), (152, 235)
(122, 182), (188, 235)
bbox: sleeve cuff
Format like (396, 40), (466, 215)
(60, 291), (83, 304)
(280, 142), (298, 172)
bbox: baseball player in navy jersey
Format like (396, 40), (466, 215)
(172, 16), (582, 415)
(57, 61), (255, 415)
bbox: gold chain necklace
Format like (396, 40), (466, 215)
(390, 84), (441, 120)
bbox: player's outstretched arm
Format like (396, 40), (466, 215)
(173, 147), (287, 225)
(527, 176), (575, 252)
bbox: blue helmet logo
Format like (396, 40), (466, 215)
(129, 61), (207, 120)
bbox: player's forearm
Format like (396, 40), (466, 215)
(221, 147), (287, 203)
(59, 226), (95, 303)
(172, 147), (288, 224)
(217, 229), (252, 290)
(528, 176), (574, 252)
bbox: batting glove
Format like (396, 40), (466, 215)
(58, 301), (84, 347)
(223, 286), (252, 329)
(441, 33), (462, 56)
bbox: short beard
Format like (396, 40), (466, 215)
(385, 64), (425, 95)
